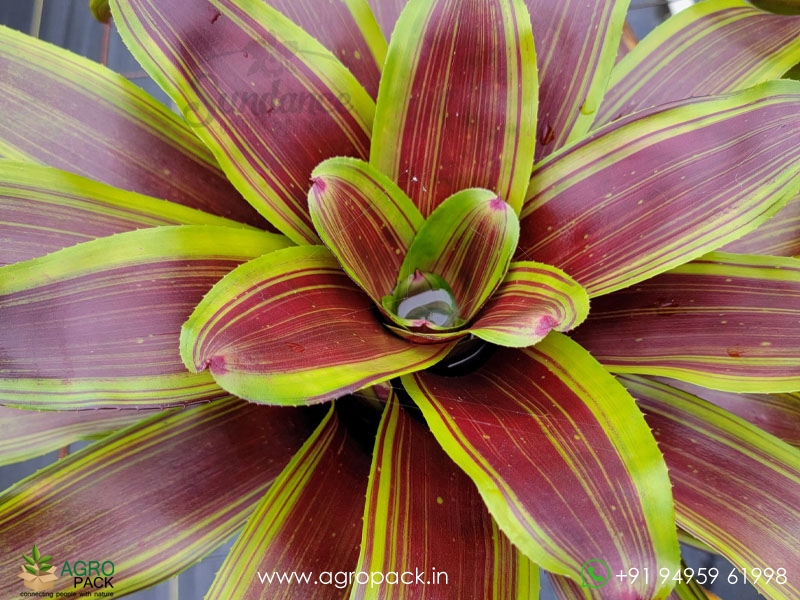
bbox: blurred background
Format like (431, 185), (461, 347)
(0, 0), (768, 598)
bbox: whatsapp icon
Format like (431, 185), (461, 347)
(580, 558), (611, 588)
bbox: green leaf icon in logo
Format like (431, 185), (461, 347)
(22, 544), (53, 576)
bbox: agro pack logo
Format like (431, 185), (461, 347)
(60, 558), (115, 591)
(19, 545), (58, 592)
(17, 543), (115, 597)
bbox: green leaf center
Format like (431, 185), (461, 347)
(389, 270), (460, 328)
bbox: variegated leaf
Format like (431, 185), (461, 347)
(597, 0), (800, 126)
(263, 0), (386, 98)
(519, 81), (800, 297)
(653, 378), (800, 447)
(0, 162), (251, 266)
(396, 189), (519, 324)
(0, 399), (317, 597)
(111, 0), (375, 244)
(468, 261), (589, 347)
(181, 245), (455, 405)
(0, 406), (146, 466)
(0, 25), (263, 227)
(721, 192), (800, 257)
(403, 333), (679, 599)
(366, 0), (407, 39)
(0, 226), (291, 408)
(524, 0), (630, 158)
(352, 394), (538, 599)
(308, 157), (423, 306)
(572, 253), (800, 393)
(206, 403), (370, 599)
(370, 0), (538, 215)
(622, 375), (800, 600)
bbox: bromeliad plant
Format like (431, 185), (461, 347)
(1, 0), (800, 598)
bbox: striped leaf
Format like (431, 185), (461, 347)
(468, 261), (590, 347)
(721, 192), (800, 257)
(366, 0), (407, 39)
(0, 26), (263, 227)
(0, 398), (317, 598)
(308, 157), (423, 306)
(181, 245), (455, 405)
(394, 189), (519, 326)
(596, 0), (800, 127)
(206, 404), (370, 599)
(622, 375), (800, 600)
(572, 253), (800, 393)
(262, 0), (386, 99)
(0, 225), (291, 409)
(518, 81), (800, 297)
(0, 406), (146, 467)
(403, 333), (680, 599)
(370, 0), (538, 216)
(352, 394), (538, 599)
(0, 162), (252, 266)
(523, 0), (630, 159)
(653, 378), (800, 448)
(111, 0), (375, 244)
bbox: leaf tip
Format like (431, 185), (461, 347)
(489, 196), (508, 212)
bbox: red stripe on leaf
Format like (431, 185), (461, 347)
(0, 399), (318, 598)
(405, 334), (679, 599)
(353, 395), (537, 599)
(519, 82), (800, 296)
(0, 27), (263, 227)
(597, 3), (800, 127)
(112, 0), (373, 243)
(572, 253), (800, 392)
(371, 0), (537, 215)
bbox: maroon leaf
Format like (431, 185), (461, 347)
(181, 246), (455, 405)
(0, 26), (264, 227)
(370, 0), (538, 216)
(0, 398), (318, 598)
(524, 0), (629, 160)
(264, 0), (386, 98)
(352, 395), (538, 598)
(572, 253), (800, 392)
(206, 404), (370, 599)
